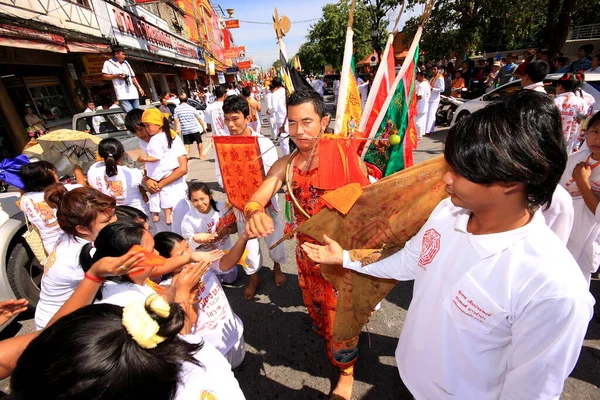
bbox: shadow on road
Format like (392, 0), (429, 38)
(225, 267), (411, 398)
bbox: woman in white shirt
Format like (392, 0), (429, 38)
(19, 161), (81, 254)
(11, 299), (245, 399)
(301, 91), (594, 400)
(34, 186), (117, 329)
(554, 72), (589, 153)
(87, 138), (149, 216)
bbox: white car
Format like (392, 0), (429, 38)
(0, 192), (43, 328)
(451, 73), (600, 126)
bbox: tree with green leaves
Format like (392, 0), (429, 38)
(272, 59), (282, 70)
(294, 0), (395, 74)
(402, 0), (598, 61)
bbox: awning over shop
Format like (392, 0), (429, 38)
(67, 42), (111, 53)
(0, 24), (67, 53)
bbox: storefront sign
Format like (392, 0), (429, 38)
(225, 20), (240, 29)
(217, 72), (226, 84)
(0, 24), (67, 53)
(208, 60), (216, 75)
(237, 61), (251, 70)
(223, 46), (245, 59)
(108, 4), (200, 66)
(81, 54), (110, 75)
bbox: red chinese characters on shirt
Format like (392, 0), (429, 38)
(418, 228), (441, 269)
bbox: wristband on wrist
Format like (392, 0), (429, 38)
(243, 201), (264, 219)
(84, 272), (105, 283)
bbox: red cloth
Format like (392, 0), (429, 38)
(316, 135), (370, 190)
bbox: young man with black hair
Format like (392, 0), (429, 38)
(219, 95), (286, 299)
(520, 60), (550, 93)
(301, 90), (594, 399)
(102, 46), (145, 113)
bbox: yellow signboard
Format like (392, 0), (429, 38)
(82, 54), (109, 76)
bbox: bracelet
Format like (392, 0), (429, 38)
(84, 272), (105, 283)
(243, 201), (264, 219)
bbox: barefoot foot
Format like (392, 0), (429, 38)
(243, 274), (261, 300)
(152, 214), (160, 223)
(273, 263), (286, 287)
(330, 370), (354, 400)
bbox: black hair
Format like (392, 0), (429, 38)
(444, 90), (565, 211)
(580, 44), (594, 54)
(154, 231), (185, 258)
(125, 108), (144, 133)
(223, 95), (249, 118)
(228, 82), (234, 89)
(115, 205), (149, 223)
(271, 77), (283, 88)
(111, 45), (125, 56)
(587, 110), (600, 131)
(241, 86), (251, 97)
(556, 56), (570, 67)
(288, 90), (325, 118)
(160, 114), (174, 149)
(98, 138), (125, 177)
(11, 303), (201, 400)
(79, 221), (147, 286)
(524, 60), (549, 82)
(20, 161), (57, 192)
(213, 86), (226, 99)
(179, 94), (188, 103)
(187, 182), (219, 212)
(557, 72), (584, 93)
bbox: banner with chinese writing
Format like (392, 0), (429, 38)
(213, 136), (265, 211)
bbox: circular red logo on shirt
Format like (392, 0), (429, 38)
(418, 229), (441, 268)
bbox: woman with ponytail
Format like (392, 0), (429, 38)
(34, 187), (117, 330)
(87, 138), (150, 216)
(11, 298), (245, 399)
(138, 108), (189, 226)
(555, 72), (590, 153)
(19, 161), (83, 253)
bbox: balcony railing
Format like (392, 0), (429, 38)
(569, 24), (600, 41)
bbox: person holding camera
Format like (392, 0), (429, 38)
(102, 46), (145, 113)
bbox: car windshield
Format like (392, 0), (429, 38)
(484, 82), (521, 100)
(75, 110), (127, 135)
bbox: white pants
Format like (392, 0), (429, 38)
(415, 112), (428, 138)
(425, 98), (440, 134)
(148, 178), (189, 234)
(279, 134), (290, 156)
(234, 197), (286, 275)
(225, 335), (246, 369)
(268, 114), (277, 139)
(148, 178), (186, 212)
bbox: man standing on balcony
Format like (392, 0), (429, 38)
(102, 46), (145, 113)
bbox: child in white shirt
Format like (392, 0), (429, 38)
(301, 91), (594, 400)
(154, 229), (251, 368)
(180, 182), (238, 284)
(560, 111), (600, 283)
(140, 108), (185, 225)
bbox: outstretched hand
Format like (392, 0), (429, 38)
(245, 211), (274, 239)
(300, 234), (344, 265)
(191, 249), (224, 264)
(0, 299), (29, 326)
(87, 250), (147, 279)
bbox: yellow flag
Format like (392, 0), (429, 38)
(339, 58), (363, 137)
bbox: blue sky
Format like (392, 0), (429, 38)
(216, 0), (421, 68)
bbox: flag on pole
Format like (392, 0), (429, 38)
(279, 50), (294, 94)
(362, 28), (422, 176)
(334, 20), (362, 137)
(356, 32), (397, 152)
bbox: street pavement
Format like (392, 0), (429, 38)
(1, 114), (599, 399)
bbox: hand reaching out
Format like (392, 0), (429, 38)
(87, 250), (147, 280)
(191, 249), (224, 264)
(0, 299), (28, 326)
(300, 234), (344, 265)
(192, 232), (218, 244)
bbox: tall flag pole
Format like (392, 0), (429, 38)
(333, 0), (362, 137)
(273, 8), (294, 94)
(361, 0), (434, 176)
(357, 0), (405, 152)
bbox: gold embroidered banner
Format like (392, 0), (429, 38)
(213, 136), (265, 212)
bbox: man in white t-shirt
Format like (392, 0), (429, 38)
(226, 82), (239, 97)
(102, 46), (145, 113)
(83, 100), (104, 134)
(311, 76), (324, 97)
(520, 60), (549, 94)
(415, 71), (431, 139)
(301, 91), (594, 400)
(205, 86), (227, 136)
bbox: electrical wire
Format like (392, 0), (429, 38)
(235, 18), (320, 25)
